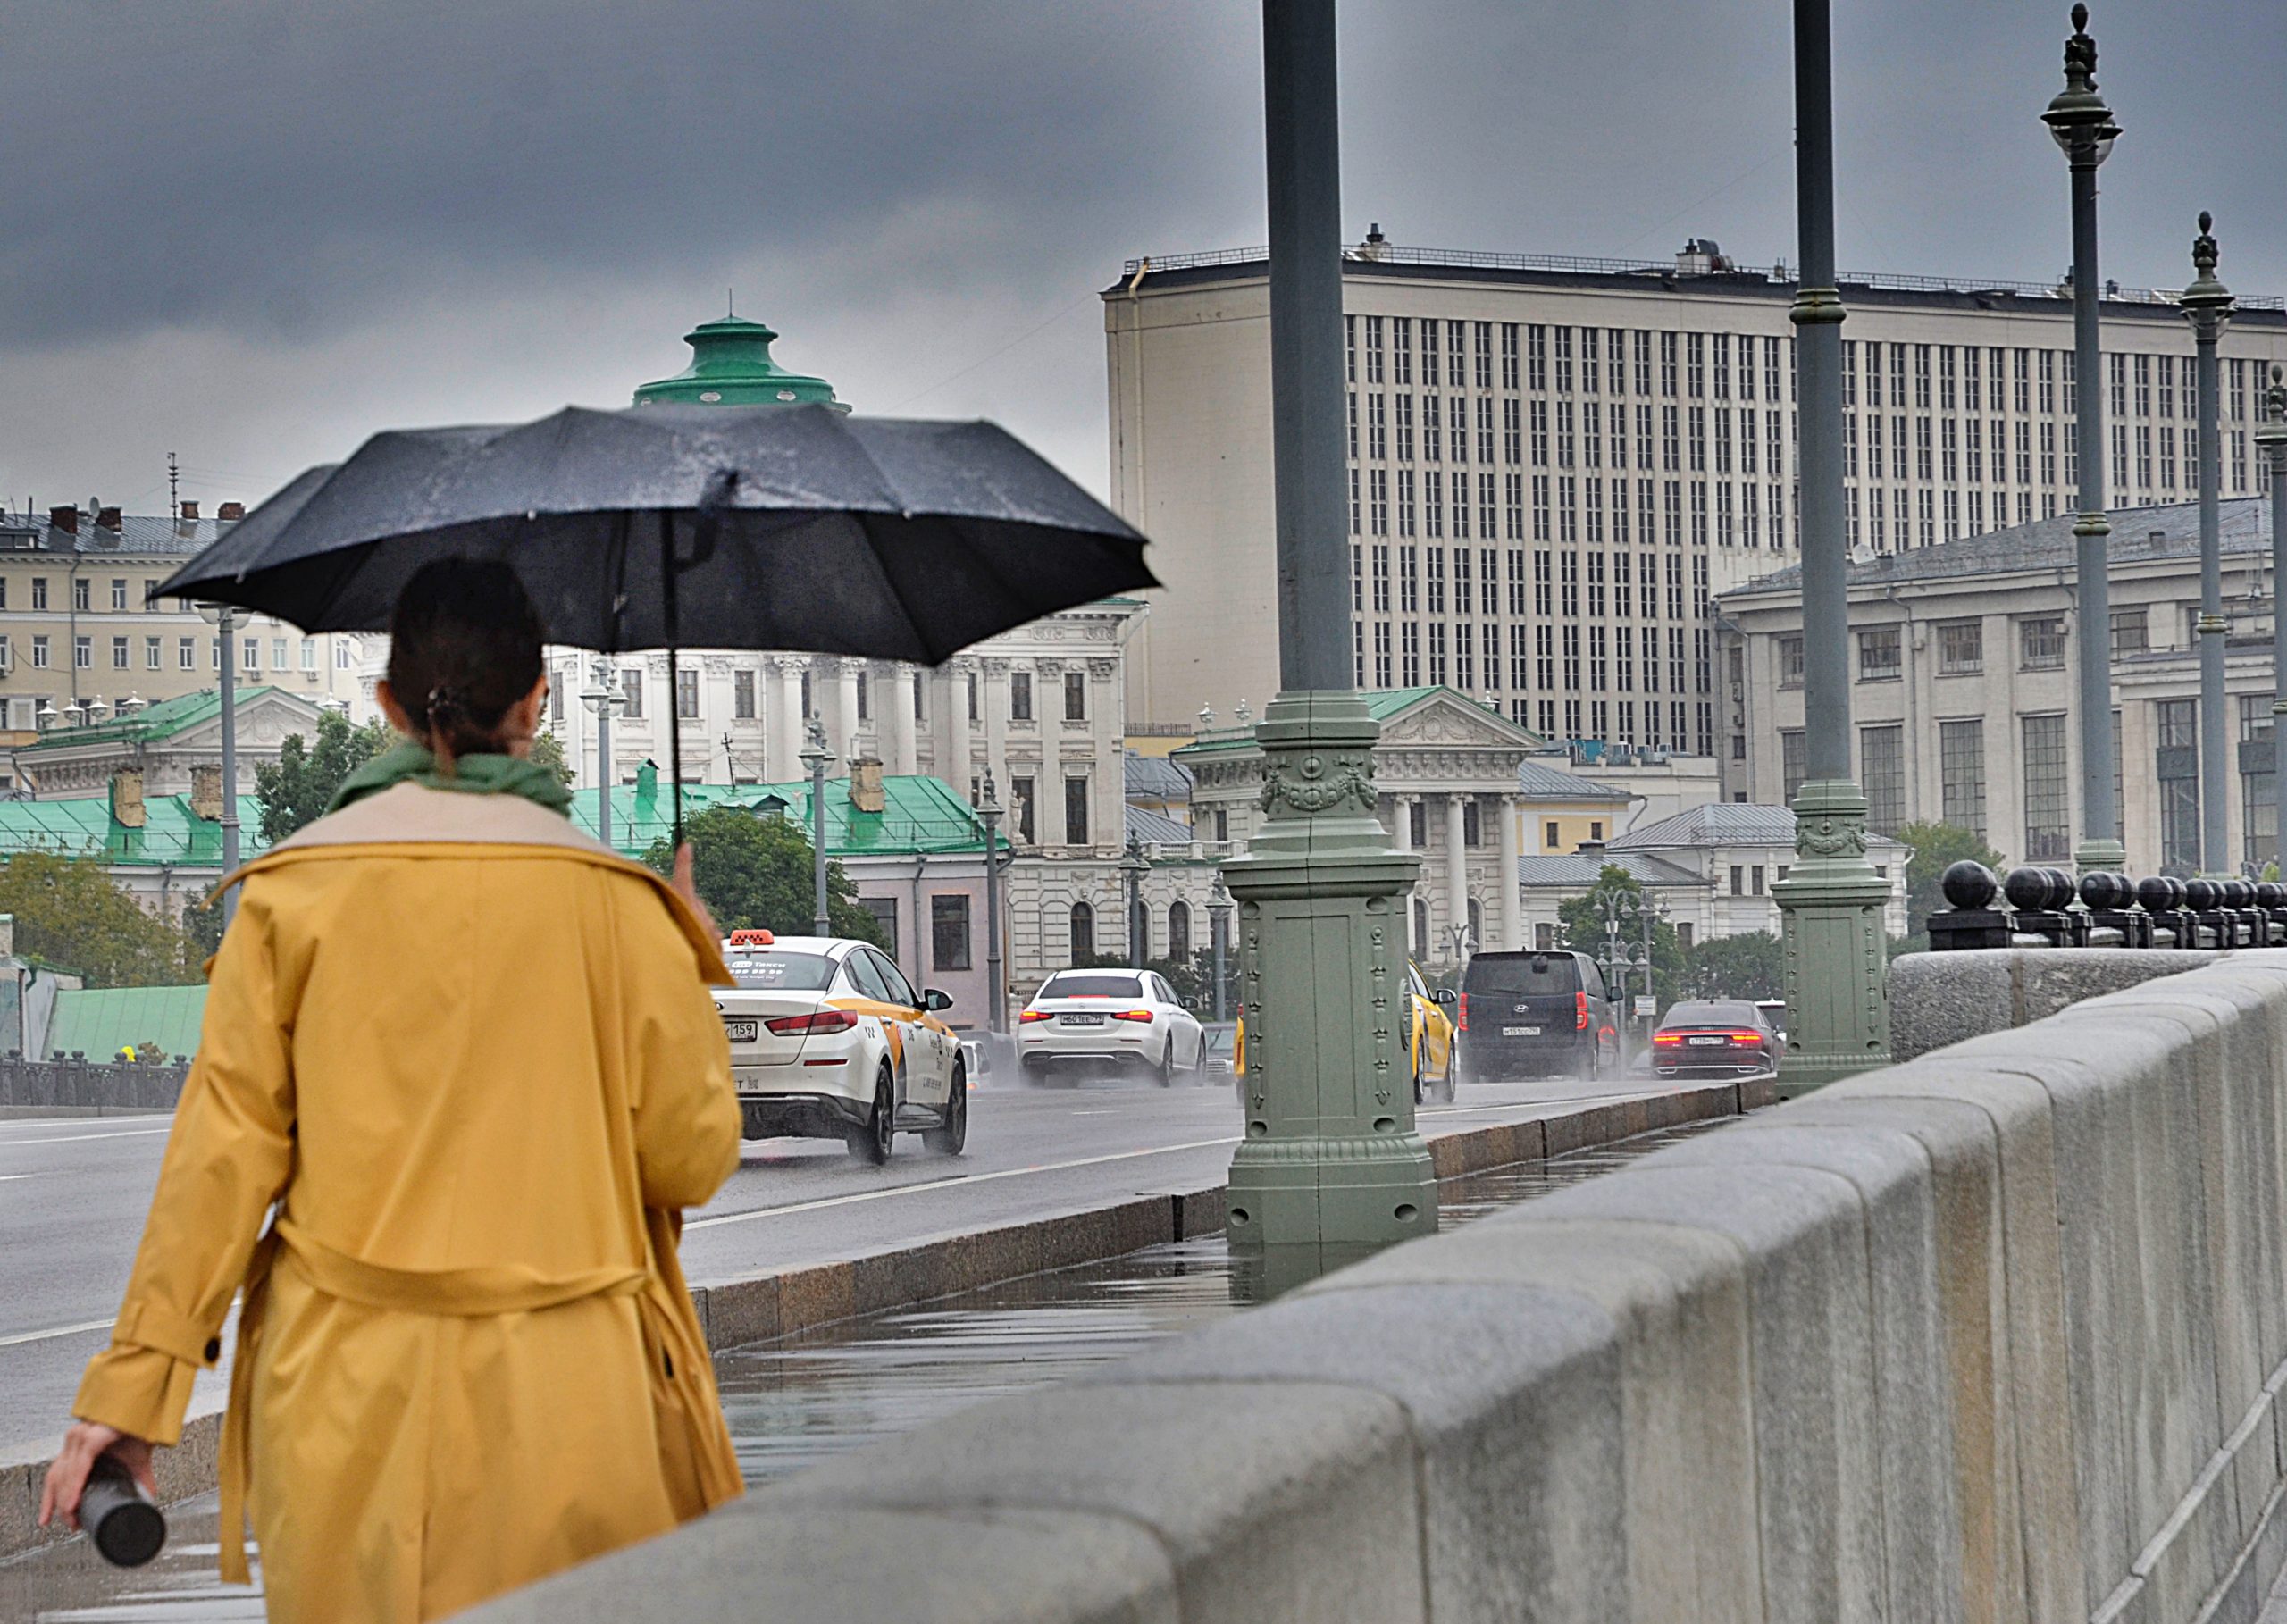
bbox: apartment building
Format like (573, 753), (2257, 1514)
(1102, 230), (2287, 758)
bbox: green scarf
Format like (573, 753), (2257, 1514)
(326, 740), (575, 818)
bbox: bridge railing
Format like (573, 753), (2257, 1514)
(0, 1056), (189, 1111)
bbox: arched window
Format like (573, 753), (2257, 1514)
(1167, 900), (1192, 959)
(1069, 900), (1095, 963)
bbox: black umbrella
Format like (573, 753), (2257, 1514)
(156, 402), (1157, 841)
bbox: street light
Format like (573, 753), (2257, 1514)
(579, 662), (624, 852)
(2041, 4), (2123, 876)
(1206, 873), (1235, 1024)
(193, 603), (243, 928)
(800, 721), (833, 936)
(977, 773), (1007, 1036)
(2182, 213), (2235, 875)
(1770, 0), (1892, 1094)
(2256, 365), (2287, 867)
(1119, 834), (1151, 968)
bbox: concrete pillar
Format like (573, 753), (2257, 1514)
(1497, 792), (1524, 950)
(1444, 793), (1470, 958)
(889, 666), (918, 776)
(944, 661), (974, 796)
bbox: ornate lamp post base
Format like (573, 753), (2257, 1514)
(1225, 691), (1438, 1251)
(1774, 780), (1893, 1097)
(2073, 835), (2128, 880)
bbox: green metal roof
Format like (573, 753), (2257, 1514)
(568, 774), (985, 859)
(46, 984), (208, 1061)
(1361, 686), (1443, 720)
(632, 314), (847, 410)
(0, 792), (266, 866)
(19, 687), (281, 754)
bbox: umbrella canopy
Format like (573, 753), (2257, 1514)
(154, 403), (1155, 662)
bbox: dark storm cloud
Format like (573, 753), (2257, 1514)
(0, 1), (2279, 510)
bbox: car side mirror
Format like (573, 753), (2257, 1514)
(923, 988), (954, 1012)
(1433, 988), (1458, 1008)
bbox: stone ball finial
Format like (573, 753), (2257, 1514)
(1939, 860), (1998, 910)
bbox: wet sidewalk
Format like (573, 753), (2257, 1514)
(0, 1120), (1730, 1620)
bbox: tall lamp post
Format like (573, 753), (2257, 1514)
(1771, 0), (1891, 1095)
(2257, 366), (2287, 867)
(2042, 4), (2124, 876)
(2182, 213), (2235, 875)
(195, 603), (243, 929)
(580, 662), (624, 853)
(977, 774), (1007, 1037)
(1207, 875), (1235, 1023)
(800, 722), (833, 936)
(1119, 835), (1150, 968)
(1226, 0), (1435, 1256)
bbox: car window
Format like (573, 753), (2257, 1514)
(1406, 965), (1427, 1000)
(1040, 972), (1144, 1000)
(1580, 960), (1606, 1000)
(1662, 1000), (1760, 1028)
(844, 951), (897, 1004)
(724, 950), (837, 991)
(869, 950), (920, 1009)
(1152, 974), (1178, 1007)
(1463, 953), (1583, 996)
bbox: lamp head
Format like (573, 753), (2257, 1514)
(2042, 4), (2118, 163)
(2181, 211), (2235, 323)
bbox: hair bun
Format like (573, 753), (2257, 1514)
(425, 683), (462, 718)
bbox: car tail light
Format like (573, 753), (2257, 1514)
(1575, 991), (1588, 1030)
(1457, 992), (1469, 1032)
(1111, 1009), (1156, 1023)
(765, 1009), (858, 1035)
(1018, 1009), (1052, 1024)
(1653, 1031), (1685, 1045)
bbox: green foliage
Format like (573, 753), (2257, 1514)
(641, 805), (886, 947)
(1555, 865), (1687, 1003)
(1893, 820), (2008, 939)
(529, 728), (575, 789)
(1679, 930), (1785, 1002)
(0, 851), (202, 987)
(255, 710), (393, 843)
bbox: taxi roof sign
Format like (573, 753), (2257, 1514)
(727, 928), (775, 947)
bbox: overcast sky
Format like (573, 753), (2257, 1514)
(1, 0), (2279, 519)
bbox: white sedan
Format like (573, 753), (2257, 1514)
(715, 930), (965, 1164)
(1017, 967), (1207, 1086)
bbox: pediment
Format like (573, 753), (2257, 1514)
(1374, 692), (1539, 753)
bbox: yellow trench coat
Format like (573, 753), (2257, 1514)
(72, 783), (746, 1622)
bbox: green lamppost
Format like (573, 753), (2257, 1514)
(2258, 365), (2287, 866)
(1225, 0), (1437, 1257)
(1771, 0), (1892, 1095)
(2182, 214), (2234, 875)
(2042, 4), (2125, 878)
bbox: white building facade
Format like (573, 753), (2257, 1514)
(1103, 232), (2287, 761)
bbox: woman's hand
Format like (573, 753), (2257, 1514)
(38, 1421), (155, 1532)
(671, 843), (720, 942)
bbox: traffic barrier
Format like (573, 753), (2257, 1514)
(0, 1056), (189, 1112)
(466, 954), (2287, 1623)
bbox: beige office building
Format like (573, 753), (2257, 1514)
(1102, 232), (2287, 756)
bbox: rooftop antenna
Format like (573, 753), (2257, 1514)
(726, 287), (735, 318)
(166, 452), (180, 514)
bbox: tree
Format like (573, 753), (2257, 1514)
(1892, 820), (2008, 948)
(0, 851), (202, 988)
(255, 710), (393, 843)
(529, 728), (574, 789)
(641, 805), (887, 947)
(1680, 931), (1785, 1002)
(1555, 864), (1687, 1005)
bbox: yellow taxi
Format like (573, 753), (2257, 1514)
(1234, 959), (1455, 1106)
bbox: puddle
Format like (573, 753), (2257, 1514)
(0, 1118), (1727, 1619)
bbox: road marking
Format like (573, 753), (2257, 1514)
(689, 1135), (1241, 1231)
(0, 1318), (115, 1350)
(0, 1173), (41, 1182)
(0, 1126), (174, 1148)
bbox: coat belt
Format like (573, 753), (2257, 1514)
(217, 1219), (648, 1584)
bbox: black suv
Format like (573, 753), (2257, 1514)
(1456, 950), (1620, 1083)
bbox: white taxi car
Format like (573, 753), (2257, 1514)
(1017, 967), (1206, 1085)
(716, 929), (965, 1164)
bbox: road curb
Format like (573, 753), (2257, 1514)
(0, 1075), (1772, 1561)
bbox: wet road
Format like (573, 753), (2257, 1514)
(0, 1120), (1724, 1620)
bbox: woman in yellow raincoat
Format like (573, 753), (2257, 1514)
(40, 559), (745, 1621)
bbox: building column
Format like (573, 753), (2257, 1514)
(770, 656), (806, 782)
(834, 659), (862, 763)
(1497, 792), (1524, 950)
(888, 666), (918, 776)
(1444, 793), (1470, 958)
(943, 661), (974, 797)
(1390, 792), (1419, 954)
(982, 658), (1010, 824)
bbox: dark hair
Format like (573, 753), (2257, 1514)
(385, 558), (545, 774)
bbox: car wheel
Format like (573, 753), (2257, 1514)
(1435, 1051), (1457, 1105)
(1157, 1044), (1175, 1088)
(1411, 1051), (1425, 1107)
(846, 1062), (895, 1165)
(923, 1062), (967, 1155)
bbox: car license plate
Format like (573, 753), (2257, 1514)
(1061, 1012), (1105, 1026)
(1502, 1025), (1540, 1037)
(723, 1018), (760, 1043)
(1688, 1035), (1725, 1046)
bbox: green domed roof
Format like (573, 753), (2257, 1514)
(632, 314), (847, 410)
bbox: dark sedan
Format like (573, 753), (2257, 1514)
(1650, 1000), (1781, 1077)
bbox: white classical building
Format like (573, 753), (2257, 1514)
(1177, 687), (1542, 967)
(1102, 230), (2287, 766)
(1721, 495), (2279, 876)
